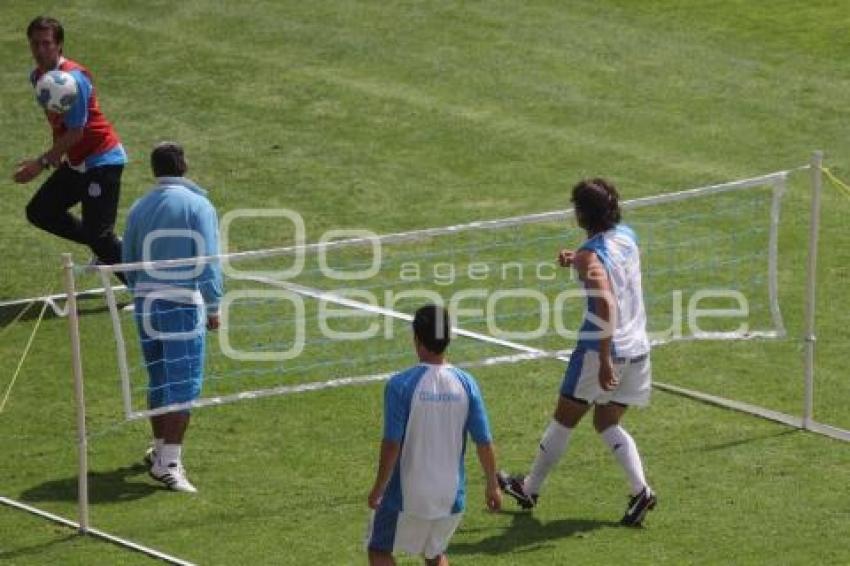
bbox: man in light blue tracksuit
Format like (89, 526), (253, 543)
(122, 141), (222, 493)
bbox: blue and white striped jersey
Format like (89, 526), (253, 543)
(577, 224), (649, 358)
(381, 363), (492, 520)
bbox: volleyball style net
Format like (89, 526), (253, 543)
(84, 171), (787, 421)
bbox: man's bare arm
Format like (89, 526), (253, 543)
(367, 439), (401, 509)
(573, 249), (618, 391)
(475, 442), (501, 511)
(13, 127), (84, 183)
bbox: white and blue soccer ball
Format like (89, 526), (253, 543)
(35, 70), (78, 114)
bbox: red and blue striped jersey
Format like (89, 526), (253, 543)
(31, 57), (123, 168)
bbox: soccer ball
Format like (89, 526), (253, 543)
(35, 70), (78, 114)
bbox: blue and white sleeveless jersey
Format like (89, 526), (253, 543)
(576, 224), (649, 358)
(381, 363), (492, 520)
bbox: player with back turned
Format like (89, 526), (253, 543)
(366, 304), (501, 565)
(498, 178), (657, 527)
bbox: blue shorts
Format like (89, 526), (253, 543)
(135, 298), (206, 410)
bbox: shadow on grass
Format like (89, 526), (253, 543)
(451, 511), (619, 556)
(0, 533), (78, 562)
(0, 294), (130, 328)
(701, 428), (799, 452)
(19, 462), (158, 504)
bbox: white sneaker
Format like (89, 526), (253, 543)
(150, 461), (198, 493)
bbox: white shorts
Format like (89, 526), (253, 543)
(560, 347), (651, 407)
(365, 507), (462, 560)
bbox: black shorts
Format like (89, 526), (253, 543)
(26, 163), (124, 264)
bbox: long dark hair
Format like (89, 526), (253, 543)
(571, 177), (621, 233)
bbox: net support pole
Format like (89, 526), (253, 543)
(62, 253), (89, 533)
(767, 176), (787, 337)
(803, 151), (823, 429)
(99, 270), (133, 419)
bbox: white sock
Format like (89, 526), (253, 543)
(160, 443), (183, 467)
(524, 420), (573, 495)
(154, 438), (164, 454)
(600, 425), (647, 496)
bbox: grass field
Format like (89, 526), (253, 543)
(2, 1), (850, 564)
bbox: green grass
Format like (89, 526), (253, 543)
(2, 1), (850, 564)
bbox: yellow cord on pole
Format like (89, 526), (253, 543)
(0, 301), (35, 341)
(821, 166), (850, 199)
(0, 300), (49, 414)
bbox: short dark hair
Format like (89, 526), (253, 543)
(571, 177), (621, 233)
(27, 16), (64, 44)
(151, 141), (187, 177)
(413, 304), (451, 355)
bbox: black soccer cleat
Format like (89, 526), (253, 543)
(620, 487), (657, 527)
(497, 470), (537, 509)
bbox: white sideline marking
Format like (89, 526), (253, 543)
(652, 383), (850, 443)
(0, 496), (195, 565)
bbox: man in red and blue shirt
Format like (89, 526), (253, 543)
(13, 16), (127, 272)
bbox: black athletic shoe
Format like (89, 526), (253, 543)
(620, 487), (657, 526)
(497, 470), (537, 509)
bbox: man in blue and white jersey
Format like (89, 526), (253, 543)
(499, 178), (657, 527)
(366, 304), (501, 565)
(122, 142), (222, 493)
